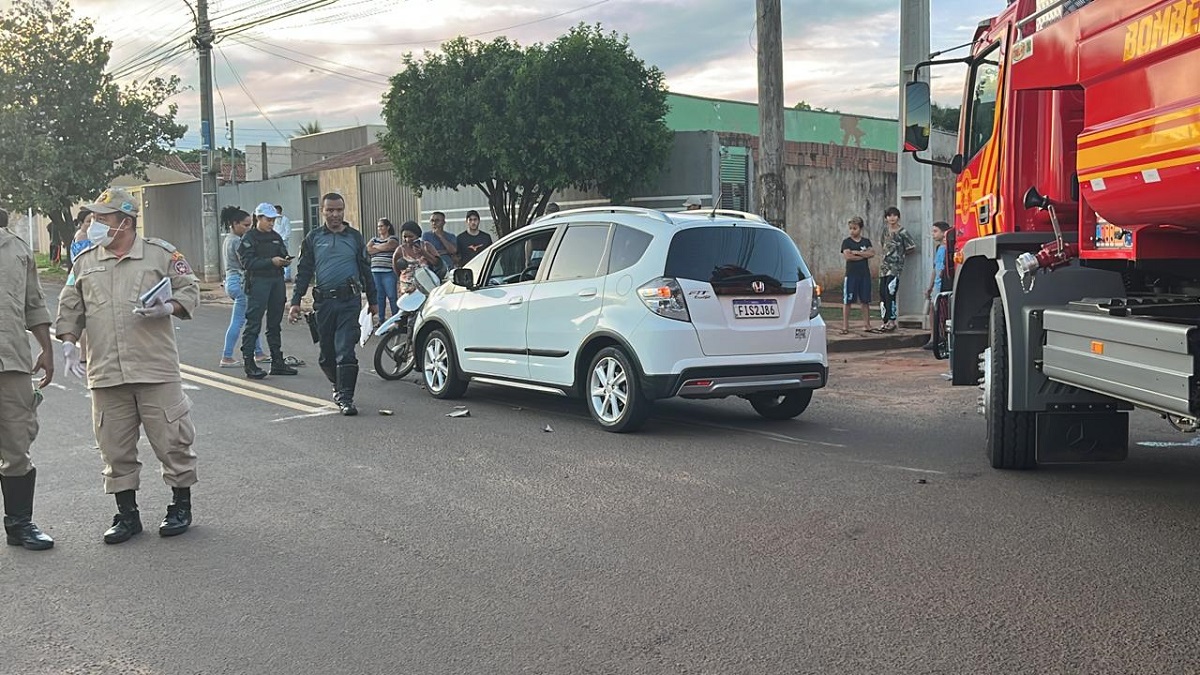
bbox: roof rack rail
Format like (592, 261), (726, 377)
(539, 206), (673, 225)
(700, 209), (768, 222)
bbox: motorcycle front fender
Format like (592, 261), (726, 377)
(374, 312), (407, 337)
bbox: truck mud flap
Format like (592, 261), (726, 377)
(1042, 306), (1198, 419)
(1036, 411), (1129, 463)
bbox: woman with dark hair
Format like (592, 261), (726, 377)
(219, 206), (266, 367)
(392, 220), (442, 292)
(367, 218), (401, 320)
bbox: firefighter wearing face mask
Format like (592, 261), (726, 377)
(55, 187), (202, 545)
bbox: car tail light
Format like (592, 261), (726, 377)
(810, 284), (822, 319)
(637, 277), (690, 322)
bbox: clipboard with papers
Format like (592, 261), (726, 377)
(138, 276), (173, 308)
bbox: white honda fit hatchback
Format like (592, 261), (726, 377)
(413, 207), (827, 432)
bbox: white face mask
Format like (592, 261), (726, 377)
(87, 217), (122, 247)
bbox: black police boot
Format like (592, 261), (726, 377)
(269, 353), (298, 376)
(335, 364), (359, 416)
(1, 468), (54, 551)
(321, 365), (338, 396)
(244, 357), (267, 380)
(103, 490), (143, 545)
(159, 487), (192, 537)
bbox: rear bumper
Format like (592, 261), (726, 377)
(643, 362), (828, 400)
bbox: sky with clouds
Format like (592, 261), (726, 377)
(64, 0), (1006, 152)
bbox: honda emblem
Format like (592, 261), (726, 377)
(751, 281), (766, 294)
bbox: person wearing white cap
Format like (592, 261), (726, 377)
(237, 203), (296, 379)
(683, 196), (703, 211)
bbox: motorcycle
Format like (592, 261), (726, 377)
(373, 264), (441, 381)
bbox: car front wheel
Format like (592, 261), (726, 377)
(586, 347), (651, 433)
(748, 390), (813, 420)
(421, 328), (468, 399)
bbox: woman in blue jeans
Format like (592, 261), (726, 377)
(220, 206), (266, 367)
(367, 218), (400, 320)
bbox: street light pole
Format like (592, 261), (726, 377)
(194, 0), (221, 281)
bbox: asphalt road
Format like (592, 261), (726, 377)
(3, 290), (1199, 674)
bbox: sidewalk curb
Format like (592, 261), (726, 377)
(828, 333), (927, 353)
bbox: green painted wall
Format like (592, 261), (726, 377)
(664, 93), (899, 153)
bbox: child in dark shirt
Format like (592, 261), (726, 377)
(840, 216), (874, 334)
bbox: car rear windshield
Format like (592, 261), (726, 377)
(664, 226), (811, 293)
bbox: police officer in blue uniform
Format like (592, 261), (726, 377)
(239, 203), (297, 380)
(288, 193), (377, 415)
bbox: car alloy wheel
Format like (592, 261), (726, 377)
(590, 355), (629, 424)
(424, 335), (450, 393)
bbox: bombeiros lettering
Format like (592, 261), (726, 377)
(1123, 0), (1200, 62)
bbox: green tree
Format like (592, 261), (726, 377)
(931, 103), (961, 133)
(294, 121), (323, 136)
(0, 0), (185, 234)
(380, 25), (672, 236)
(793, 100), (839, 113)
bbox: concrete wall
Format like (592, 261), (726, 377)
(218, 176), (305, 268)
(291, 126), (386, 170)
(130, 181), (204, 264)
(244, 145), (292, 181)
(417, 131), (719, 238)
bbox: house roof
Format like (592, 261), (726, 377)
(277, 142), (388, 177)
(164, 155), (247, 184)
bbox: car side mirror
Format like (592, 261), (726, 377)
(452, 267), (475, 288)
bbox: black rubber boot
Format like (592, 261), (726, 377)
(321, 365), (338, 396)
(1, 469), (54, 551)
(270, 351), (298, 376)
(159, 487), (192, 537)
(244, 357), (267, 380)
(335, 364), (359, 416)
(103, 490), (143, 545)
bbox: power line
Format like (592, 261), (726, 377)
(338, 0), (614, 47)
(216, 46), (290, 142)
(229, 38), (389, 87)
(248, 36), (392, 78)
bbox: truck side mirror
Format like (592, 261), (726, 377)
(903, 81), (932, 152)
(1023, 186), (1051, 211)
(452, 267), (475, 289)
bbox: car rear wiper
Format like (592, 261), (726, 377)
(710, 273), (785, 286)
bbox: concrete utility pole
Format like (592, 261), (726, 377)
(898, 0), (935, 327)
(194, 0), (221, 282)
(228, 119), (236, 187)
(755, 0), (786, 230)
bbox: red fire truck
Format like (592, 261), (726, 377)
(904, 0), (1200, 469)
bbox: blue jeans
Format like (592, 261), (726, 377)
(223, 273), (264, 359)
(372, 270), (399, 319)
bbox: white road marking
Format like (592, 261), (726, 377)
(271, 409), (341, 423)
(179, 364), (333, 408)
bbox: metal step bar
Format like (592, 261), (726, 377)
(1041, 303), (1199, 419)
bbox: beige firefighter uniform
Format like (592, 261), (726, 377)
(0, 227), (50, 477)
(56, 235), (201, 493)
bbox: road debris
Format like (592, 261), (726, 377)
(447, 409), (470, 418)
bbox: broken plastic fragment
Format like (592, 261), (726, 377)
(543, 424), (553, 433)
(447, 409), (470, 418)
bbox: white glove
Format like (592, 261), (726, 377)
(133, 300), (174, 319)
(62, 342), (87, 379)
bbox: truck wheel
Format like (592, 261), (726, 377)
(748, 390), (813, 420)
(982, 298), (1036, 469)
